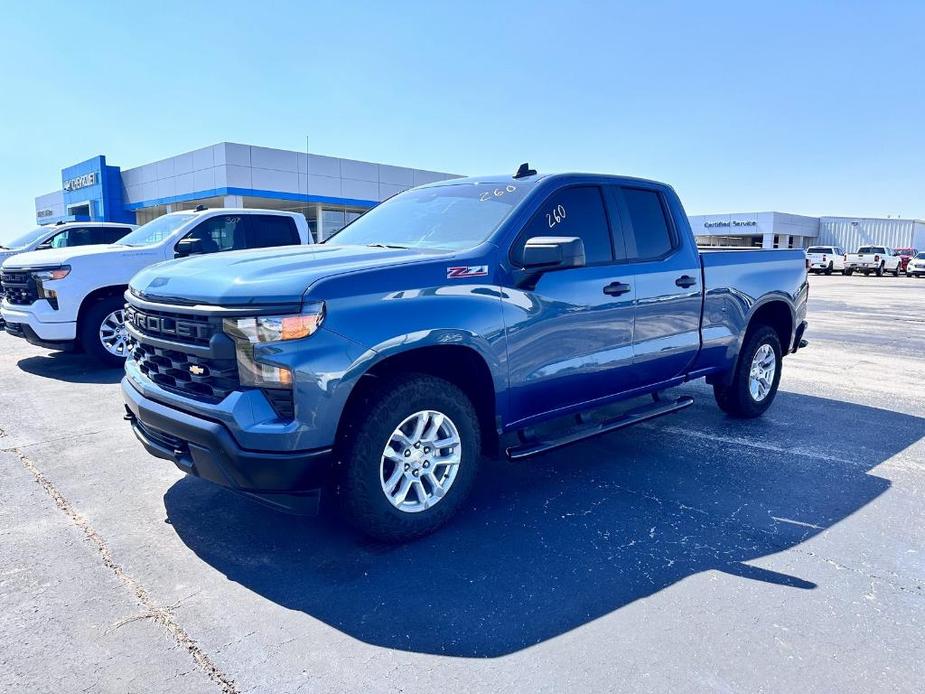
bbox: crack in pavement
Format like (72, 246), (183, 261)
(14, 447), (239, 694)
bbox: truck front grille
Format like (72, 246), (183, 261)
(1, 272), (38, 305)
(131, 342), (239, 403)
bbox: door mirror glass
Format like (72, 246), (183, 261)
(36, 241), (53, 250)
(521, 236), (586, 270)
(175, 237), (205, 258)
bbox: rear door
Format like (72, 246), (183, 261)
(609, 185), (702, 385)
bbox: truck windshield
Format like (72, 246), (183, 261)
(2, 226), (49, 250)
(116, 214), (195, 247)
(324, 182), (531, 251)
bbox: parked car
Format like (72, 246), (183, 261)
(1, 208), (310, 365)
(844, 246), (902, 276)
(896, 248), (919, 274)
(121, 168), (809, 541)
(906, 251), (925, 277)
(0, 222), (136, 327)
(806, 245), (846, 274)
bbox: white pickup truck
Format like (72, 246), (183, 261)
(805, 245), (846, 275)
(1, 208), (310, 365)
(0, 222), (137, 329)
(843, 245), (902, 277)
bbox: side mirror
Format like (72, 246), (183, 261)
(36, 242), (52, 250)
(175, 238), (205, 258)
(515, 236), (586, 290)
(521, 236), (586, 270)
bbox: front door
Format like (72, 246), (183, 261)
(502, 185), (637, 426)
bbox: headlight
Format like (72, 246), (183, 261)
(32, 266), (70, 282)
(32, 266), (70, 308)
(222, 303), (325, 388)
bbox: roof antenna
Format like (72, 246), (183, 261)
(513, 162), (537, 179)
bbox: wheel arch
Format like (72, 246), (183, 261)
(336, 340), (502, 456)
(76, 285), (128, 341)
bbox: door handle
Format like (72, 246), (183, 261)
(675, 275), (697, 288)
(603, 281), (631, 296)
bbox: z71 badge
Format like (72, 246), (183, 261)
(446, 265), (489, 279)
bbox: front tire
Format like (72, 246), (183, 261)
(713, 325), (783, 419)
(338, 374), (481, 541)
(79, 295), (130, 367)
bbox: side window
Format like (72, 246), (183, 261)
(512, 186), (613, 265)
(99, 226), (130, 244)
(618, 187), (675, 260)
(180, 215), (247, 253)
(245, 215), (301, 249)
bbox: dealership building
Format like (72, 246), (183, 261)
(690, 211), (925, 251)
(32, 144), (925, 251)
(32, 142), (459, 242)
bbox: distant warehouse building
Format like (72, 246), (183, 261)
(690, 212), (925, 251)
(32, 142), (460, 242)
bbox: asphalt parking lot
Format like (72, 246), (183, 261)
(1, 273), (923, 693)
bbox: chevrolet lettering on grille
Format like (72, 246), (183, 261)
(128, 308), (211, 341)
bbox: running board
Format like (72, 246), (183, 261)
(506, 395), (694, 461)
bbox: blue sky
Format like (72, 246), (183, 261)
(1, 1), (924, 235)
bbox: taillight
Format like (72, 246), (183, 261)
(874, 254), (880, 262)
(843, 254), (847, 261)
(822, 255), (827, 262)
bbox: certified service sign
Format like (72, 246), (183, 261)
(63, 172), (98, 191)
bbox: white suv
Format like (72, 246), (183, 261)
(907, 251), (925, 278)
(1, 208), (310, 365)
(806, 245), (846, 275)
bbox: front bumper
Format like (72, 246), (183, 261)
(1, 301), (77, 347)
(122, 377), (334, 514)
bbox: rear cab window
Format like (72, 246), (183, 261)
(512, 186), (614, 266)
(612, 186), (676, 261)
(245, 215), (301, 248)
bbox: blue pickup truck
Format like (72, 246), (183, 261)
(122, 168), (808, 540)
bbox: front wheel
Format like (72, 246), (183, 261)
(79, 295), (130, 367)
(338, 374), (481, 541)
(713, 326), (783, 419)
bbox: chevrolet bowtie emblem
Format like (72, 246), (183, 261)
(189, 365), (206, 376)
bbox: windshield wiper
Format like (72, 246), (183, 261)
(366, 243), (409, 249)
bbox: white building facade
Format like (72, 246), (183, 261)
(33, 143), (460, 242)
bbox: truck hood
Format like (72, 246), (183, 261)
(1, 243), (149, 270)
(129, 244), (449, 306)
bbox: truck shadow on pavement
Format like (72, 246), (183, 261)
(16, 352), (123, 384)
(163, 389), (923, 657)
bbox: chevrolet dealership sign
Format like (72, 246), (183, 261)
(63, 172), (98, 191)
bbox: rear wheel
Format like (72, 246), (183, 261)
(875, 263), (884, 277)
(713, 325), (782, 419)
(824, 262), (833, 275)
(844, 268), (854, 276)
(79, 295), (130, 367)
(893, 264), (901, 277)
(338, 374), (481, 541)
